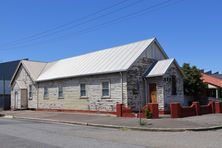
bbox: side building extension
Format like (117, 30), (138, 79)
(10, 38), (184, 113)
(0, 60), (23, 110)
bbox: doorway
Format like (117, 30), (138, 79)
(149, 83), (157, 103)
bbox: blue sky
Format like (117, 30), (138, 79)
(0, 0), (221, 73)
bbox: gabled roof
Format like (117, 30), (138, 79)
(146, 58), (183, 77)
(11, 60), (47, 85)
(22, 60), (47, 81)
(37, 38), (157, 81)
(202, 73), (222, 88)
(11, 38), (170, 83)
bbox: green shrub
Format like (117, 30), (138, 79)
(144, 108), (152, 119)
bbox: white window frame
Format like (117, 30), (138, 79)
(58, 86), (64, 99)
(80, 83), (88, 98)
(29, 85), (33, 100)
(101, 81), (110, 98)
(44, 87), (49, 99)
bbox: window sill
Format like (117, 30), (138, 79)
(101, 96), (111, 99)
(28, 97), (33, 100)
(58, 97), (64, 99)
(43, 97), (49, 100)
(80, 96), (88, 99)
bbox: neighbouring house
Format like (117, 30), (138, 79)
(10, 38), (184, 113)
(0, 60), (23, 110)
(202, 73), (222, 100)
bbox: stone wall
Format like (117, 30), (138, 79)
(147, 77), (165, 110)
(127, 56), (184, 111)
(11, 65), (37, 109)
(126, 41), (170, 111)
(126, 48), (157, 111)
(37, 72), (127, 112)
(163, 63), (184, 110)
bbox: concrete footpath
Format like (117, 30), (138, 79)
(1, 110), (222, 132)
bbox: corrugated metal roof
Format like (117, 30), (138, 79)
(146, 58), (174, 77)
(0, 60), (21, 80)
(37, 38), (155, 81)
(0, 80), (10, 94)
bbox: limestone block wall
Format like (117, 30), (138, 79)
(11, 65), (37, 109)
(37, 72), (127, 112)
(11, 83), (21, 109)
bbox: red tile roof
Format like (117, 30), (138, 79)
(201, 73), (222, 88)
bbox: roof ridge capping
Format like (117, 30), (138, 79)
(54, 37), (156, 63)
(21, 59), (48, 64)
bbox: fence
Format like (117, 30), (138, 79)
(116, 103), (159, 119)
(170, 101), (222, 118)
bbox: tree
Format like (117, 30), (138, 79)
(182, 63), (207, 99)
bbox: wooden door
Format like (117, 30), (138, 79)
(21, 89), (28, 109)
(149, 83), (157, 103)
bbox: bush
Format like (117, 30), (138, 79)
(182, 63), (207, 98)
(145, 108), (152, 119)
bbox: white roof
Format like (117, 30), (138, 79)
(146, 59), (175, 77)
(37, 38), (155, 81)
(22, 60), (47, 81)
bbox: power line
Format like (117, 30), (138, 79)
(1, 0), (143, 47)
(2, 0), (184, 50)
(69, 0), (184, 36)
(6, 0), (144, 47)
(1, 0), (129, 46)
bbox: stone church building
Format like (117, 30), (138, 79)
(10, 38), (184, 113)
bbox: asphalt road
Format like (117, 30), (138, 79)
(0, 118), (221, 148)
